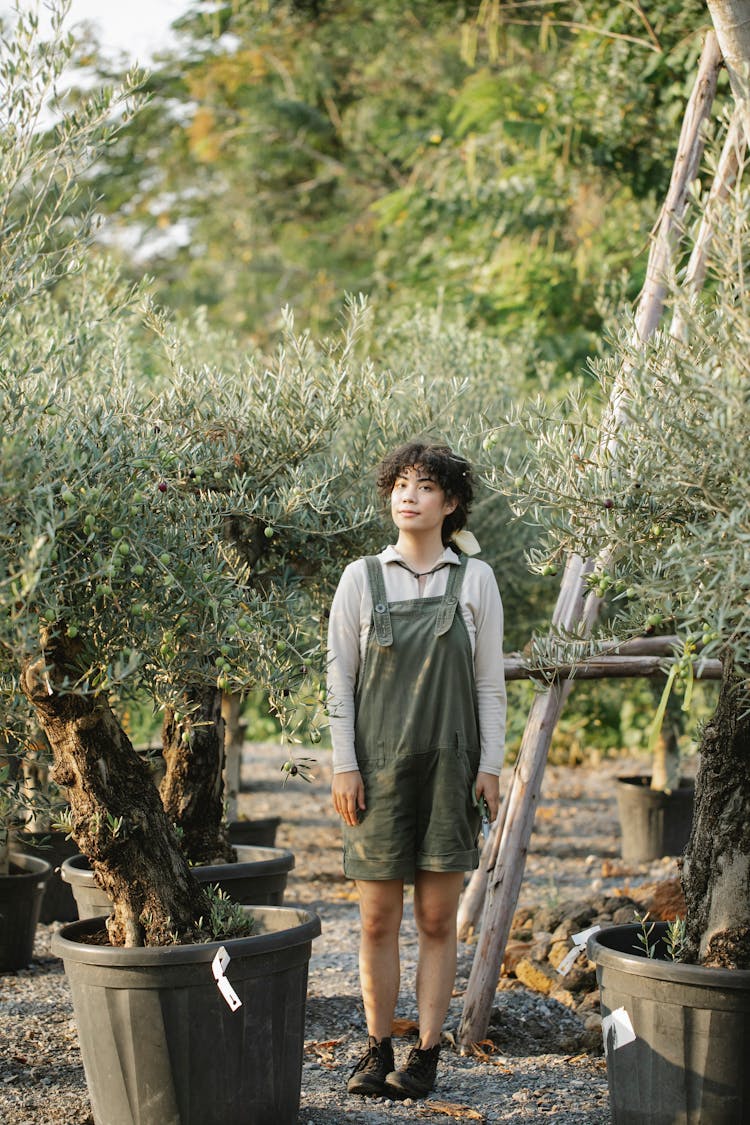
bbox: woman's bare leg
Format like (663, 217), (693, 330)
(356, 878), (404, 1039)
(413, 870), (465, 1047)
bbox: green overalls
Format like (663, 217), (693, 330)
(342, 554), (482, 881)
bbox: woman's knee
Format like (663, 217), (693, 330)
(358, 882), (403, 942)
(414, 905), (454, 943)
(413, 871), (463, 941)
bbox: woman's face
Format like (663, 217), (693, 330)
(390, 465), (457, 536)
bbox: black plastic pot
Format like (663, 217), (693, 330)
(18, 829), (80, 922)
(61, 844), (295, 920)
(616, 775), (694, 862)
(52, 905), (321, 1125)
(0, 852), (52, 971)
(588, 923), (750, 1124)
(199, 844), (294, 904)
(227, 816), (281, 848)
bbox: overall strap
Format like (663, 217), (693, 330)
(364, 556), (393, 647)
(434, 556), (468, 636)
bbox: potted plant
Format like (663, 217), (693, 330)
(10, 722), (80, 923)
(61, 844), (295, 919)
(615, 676), (696, 863)
(0, 760), (52, 971)
(495, 116), (750, 1122)
(52, 904), (321, 1125)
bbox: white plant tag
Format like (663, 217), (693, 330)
(602, 1006), (636, 1055)
(212, 946), (230, 980)
(212, 945), (242, 1011)
(217, 975), (243, 1012)
(556, 924), (601, 976)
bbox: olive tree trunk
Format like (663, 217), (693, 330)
(21, 635), (209, 947)
(160, 685), (234, 865)
(681, 656), (750, 969)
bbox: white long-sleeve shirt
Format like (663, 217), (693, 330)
(327, 545), (506, 775)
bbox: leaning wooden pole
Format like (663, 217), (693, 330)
(671, 107), (745, 342)
(457, 29), (724, 1046)
(706, 0), (750, 142)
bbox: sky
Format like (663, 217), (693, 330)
(1, 0), (190, 63)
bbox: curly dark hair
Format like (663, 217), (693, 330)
(376, 441), (475, 546)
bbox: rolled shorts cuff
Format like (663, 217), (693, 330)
(343, 855), (415, 882)
(342, 847), (478, 882)
(416, 847), (479, 873)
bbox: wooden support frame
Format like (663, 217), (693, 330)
(457, 29), (726, 1047)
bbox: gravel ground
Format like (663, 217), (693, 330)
(0, 744), (687, 1125)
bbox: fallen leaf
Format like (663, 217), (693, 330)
(420, 1099), (484, 1120)
(305, 1038), (344, 1068)
(391, 1017), (420, 1037)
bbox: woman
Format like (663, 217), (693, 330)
(327, 441), (506, 1100)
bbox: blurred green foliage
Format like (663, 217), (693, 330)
(75, 0), (714, 373)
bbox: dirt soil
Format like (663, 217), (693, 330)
(0, 744), (688, 1124)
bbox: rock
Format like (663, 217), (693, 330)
(581, 1012), (605, 1054)
(560, 965), (596, 995)
(550, 905), (598, 943)
(602, 895), (633, 913)
(548, 939), (576, 970)
(632, 876), (686, 920)
(549, 984), (577, 1009)
(530, 931), (553, 962)
(531, 905), (565, 933)
(612, 905), (639, 924)
(514, 957), (558, 996)
(511, 905), (535, 928)
(577, 989), (601, 1014)
(501, 940), (533, 976)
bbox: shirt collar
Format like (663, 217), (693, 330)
(381, 544), (460, 568)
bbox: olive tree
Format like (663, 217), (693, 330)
(491, 179), (750, 969)
(0, 5), (426, 945)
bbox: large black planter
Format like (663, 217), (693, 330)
(61, 844), (295, 920)
(227, 816), (281, 848)
(616, 774), (694, 862)
(588, 923), (750, 1124)
(18, 829), (80, 922)
(52, 905), (321, 1125)
(0, 852), (52, 971)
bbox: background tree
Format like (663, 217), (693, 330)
(78, 0), (711, 373)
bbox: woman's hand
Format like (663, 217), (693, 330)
(332, 769), (366, 827)
(475, 771), (501, 822)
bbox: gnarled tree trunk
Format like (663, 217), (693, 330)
(681, 655), (750, 969)
(21, 635), (208, 947)
(160, 685), (234, 865)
